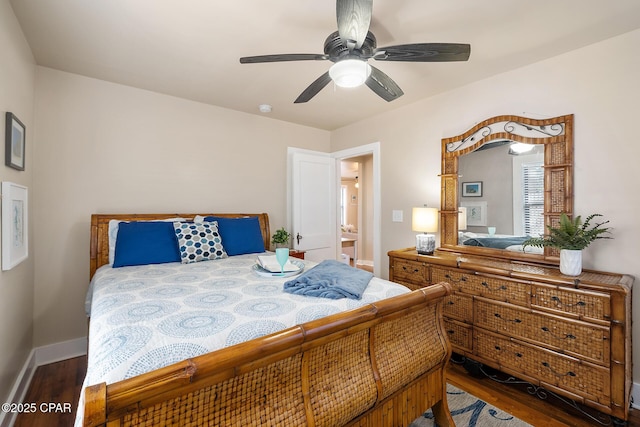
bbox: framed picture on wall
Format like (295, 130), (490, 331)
(460, 201), (487, 227)
(2, 182), (28, 270)
(5, 112), (26, 171)
(462, 181), (482, 197)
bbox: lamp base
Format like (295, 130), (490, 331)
(416, 250), (435, 255)
(416, 233), (436, 255)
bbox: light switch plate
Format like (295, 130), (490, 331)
(392, 210), (403, 222)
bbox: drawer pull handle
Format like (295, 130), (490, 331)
(494, 345), (501, 351)
(481, 281), (507, 291)
(494, 313), (522, 323)
(541, 362), (577, 377)
(550, 296), (587, 308)
(447, 330), (455, 334)
(515, 352), (522, 358)
(447, 301), (455, 305)
(541, 327), (577, 340)
(444, 273), (467, 284)
(402, 266), (420, 273)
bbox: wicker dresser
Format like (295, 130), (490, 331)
(388, 248), (633, 422)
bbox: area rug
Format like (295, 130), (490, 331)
(410, 383), (532, 427)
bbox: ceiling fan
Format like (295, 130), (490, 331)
(239, 0), (470, 103)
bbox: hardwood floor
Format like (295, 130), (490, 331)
(13, 355), (640, 426)
(447, 362), (640, 427)
(14, 356), (86, 427)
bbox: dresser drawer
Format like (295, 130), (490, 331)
(432, 267), (530, 306)
(443, 293), (473, 323)
(474, 298), (610, 365)
(475, 330), (610, 404)
(392, 259), (427, 284)
(388, 248), (632, 421)
(531, 284), (611, 323)
(444, 319), (472, 351)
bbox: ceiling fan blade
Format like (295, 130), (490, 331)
(240, 53), (328, 64)
(365, 65), (403, 102)
(294, 72), (333, 103)
(374, 43), (470, 62)
(336, 0), (373, 50)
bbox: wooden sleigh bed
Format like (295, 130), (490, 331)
(83, 213), (454, 427)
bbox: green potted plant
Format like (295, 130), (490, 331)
(522, 213), (611, 275)
(271, 227), (291, 249)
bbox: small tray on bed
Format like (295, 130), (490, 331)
(252, 260), (305, 277)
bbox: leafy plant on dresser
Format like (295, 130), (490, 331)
(522, 213), (611, 250)
(523, 213), (612, 276)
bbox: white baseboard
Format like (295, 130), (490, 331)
(0, 349), (36, 427)
(35, 336), (87, 366)
(0, 337), (87, 427)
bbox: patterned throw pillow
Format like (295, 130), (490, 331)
(173, 221), (227, 264)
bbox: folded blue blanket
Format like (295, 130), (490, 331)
(283, 259), (373, 300)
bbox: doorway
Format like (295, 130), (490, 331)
(287, 143), (380, 276)
(340, 156), (369, 271)
(333, 143), (380, 276)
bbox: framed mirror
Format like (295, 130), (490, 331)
(439, 114), (573, 263)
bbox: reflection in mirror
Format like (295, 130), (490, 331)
(460, 142), (542, 230)
(439, 114), (574, 263)
(458, 141), (544, 253)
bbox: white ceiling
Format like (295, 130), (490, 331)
(10, 0), (640, 130)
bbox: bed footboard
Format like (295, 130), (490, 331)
(84, 283), (454, 427)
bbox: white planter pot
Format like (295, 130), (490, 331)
(560, 249), (582, 276)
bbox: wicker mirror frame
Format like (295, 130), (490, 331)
(439, 114), (574, 264)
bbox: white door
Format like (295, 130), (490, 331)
(289, 149), (336, 262)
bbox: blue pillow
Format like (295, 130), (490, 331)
(112, 221), (181, 268)
(204, 216), (265, 256)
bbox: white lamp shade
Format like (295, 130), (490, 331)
(412, 207), (438, 233)
(329, 59), (372, 88)
(458, 207), (467, 231)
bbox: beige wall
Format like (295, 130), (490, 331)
(32, 67), (330, 347)
(359, 155), (374, 262)
(0, 1), (35, 403)
(331, 29), (640, 379)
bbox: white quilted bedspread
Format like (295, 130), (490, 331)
(75, 253), (409, 426)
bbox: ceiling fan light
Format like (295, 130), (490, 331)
(509, 142), (535, 154)
(329, 59), (371, 88)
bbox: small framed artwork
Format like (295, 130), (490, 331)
(460, 201), (487, 227)
(2, 182), (28, 270)
(462, 181), (482, 197)
(5, 112), (26, 171)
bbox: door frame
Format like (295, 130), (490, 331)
(287, 143), (381, 276)
(332, 142), (381, 277)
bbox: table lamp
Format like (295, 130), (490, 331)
(412, 207), (438, 255)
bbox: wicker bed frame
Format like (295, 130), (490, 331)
(84, 213), (454, 427)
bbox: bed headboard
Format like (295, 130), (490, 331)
(90, 213), (270, 279)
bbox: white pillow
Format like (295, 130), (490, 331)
(108, 217), (186, 264)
